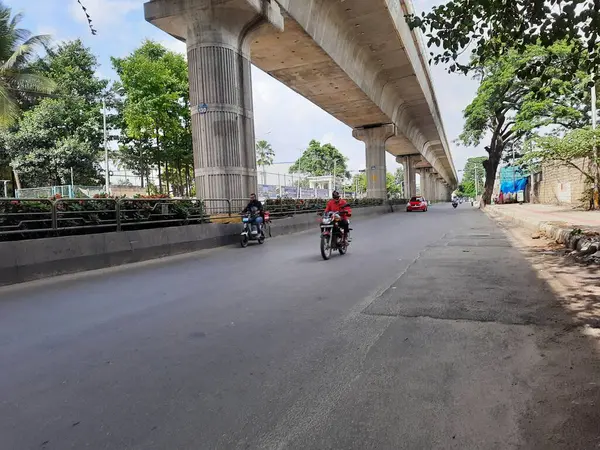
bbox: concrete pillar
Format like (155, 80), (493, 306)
(425, 170), (434, 202)
(423, 169), (432, 201)
(397, 156), (417, 198)
(145, 0), (283, 199)
(353, 125), (395, 199)
(436, 177), (445, 201)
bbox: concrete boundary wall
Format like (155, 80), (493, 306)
(0, 205), (393, 286)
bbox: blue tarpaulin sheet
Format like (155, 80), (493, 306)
(500, 177), (528, 194)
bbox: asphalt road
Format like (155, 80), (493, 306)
(1, 205), (599, 449)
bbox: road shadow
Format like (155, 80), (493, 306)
(360, 209), (600, 449)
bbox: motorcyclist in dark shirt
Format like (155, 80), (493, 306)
(242, 193), (264, 235)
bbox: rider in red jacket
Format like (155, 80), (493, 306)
(324, 191), (351, 243)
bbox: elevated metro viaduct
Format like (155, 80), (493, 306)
(144, 0), (458, 201)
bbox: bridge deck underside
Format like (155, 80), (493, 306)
(250, 11), (441, 161)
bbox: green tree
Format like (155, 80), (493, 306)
(350, 168), (404, 197)
(112, 40), (190, 195)
(457, 42), (589, 206)
(256, 139), (275, 186)
(256, 140), (275, 167)
(407, 0), (600, 84)
(0, 3), (55, 125)
(524, 128), (600, 209)
(289, 140), (349, 178)
(5, 40), (108, 187)
(458, 157), (487, 199)
(386, 172), (402, 197)
(350, 172), (366, 195)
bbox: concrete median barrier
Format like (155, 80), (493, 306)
(0, 205), (393, 286)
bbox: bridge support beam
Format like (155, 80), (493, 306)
(145, 0), (283, 199)
(396, 156), (418, 199)
(420, 169), (431, 201)
(353, 125), (395, 199)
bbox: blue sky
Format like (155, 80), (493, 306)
(10, 0), (486, 176)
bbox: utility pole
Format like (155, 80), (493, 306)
(333, 159), (337, 191)
(592, 72), (599, 208)
(512, 144), (516, 195)
(474, 165), (478, 199)
(102, 97), (110, 195)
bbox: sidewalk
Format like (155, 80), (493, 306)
(486, 203), (600, 249)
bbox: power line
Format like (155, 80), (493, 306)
(77, 0), (97, 35)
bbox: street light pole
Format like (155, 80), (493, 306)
(102, 97), (110, 195)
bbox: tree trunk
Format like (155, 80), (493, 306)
(185, 165), (191, 197)
(12, 168), (21, 191)
(139, 146), (144, 188)
(482, 147), (503, 207)
(165, 160), (171, 196)
(155, 127), (162, 193)
(177, 158), (183, 197)
(157, 162), (162, 194)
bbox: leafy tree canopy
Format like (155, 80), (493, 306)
(351, 168), (404, 196)
(5, 40), (108, 187)
(6, 98), (103, 186)
(523, 127), (600, 182)
(256, 140), (275, 167)
(457, 41), (590, 204)
(112, 40), (191, 193)
(407, 0), (600, 84)
(457, 156), (487, 198)
(0, 2), (55, 125)
(289, 140), (349, 178)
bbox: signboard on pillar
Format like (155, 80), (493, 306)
(370, 165), (378, 182)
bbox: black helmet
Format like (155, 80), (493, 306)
(332, 190), (340, 199)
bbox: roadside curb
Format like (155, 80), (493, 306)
(483, 207), (598, 253)
(0, 205), (398, 287)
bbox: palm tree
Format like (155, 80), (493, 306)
(0, 3), (55, 126)
(256, 139), (275, 184)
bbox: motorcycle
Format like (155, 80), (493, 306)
(319, 208), (350, 260)
(240, 209), (267, 247)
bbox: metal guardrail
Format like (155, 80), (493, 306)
(0, 198), (207, 241)
(0, 197), (404, 241)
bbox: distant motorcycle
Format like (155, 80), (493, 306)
(319, 208), (350, 260)
(240, 209), (266, 247)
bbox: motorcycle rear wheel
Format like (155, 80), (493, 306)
(320, 235), (332, 260)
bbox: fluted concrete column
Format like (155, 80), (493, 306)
(422, 169), (432, 201)
(145, 0), (283, 199)
(353, 124), (395, 199)
(416, 169), (423, 196)
(407, 158), (417, 198)
(436, 177), (444, 201)
(396, 156), (417, 198)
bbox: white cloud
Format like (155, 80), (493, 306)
(69, 0), (142, 29)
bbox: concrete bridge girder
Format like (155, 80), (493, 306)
(145, 0), (457, 200)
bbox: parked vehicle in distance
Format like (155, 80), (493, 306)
(406, 196), (428, 212)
